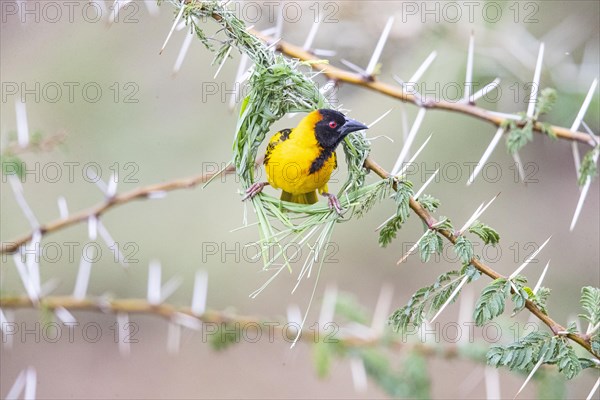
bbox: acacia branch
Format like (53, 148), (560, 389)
(249, 30), (594, 146)
(0, 162), (249, 255)
(364, 156), (599, 360)
(0, 294), (463, 357)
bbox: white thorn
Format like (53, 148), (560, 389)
(265, 38), (281, 51)
(526, 43), (545, 118)
(533, 260), (550, 294)
(367, 108), (393, 129)
(397, 230), (429, 265)
(312, 49), (336, 57)
(303, 20), (321, 50)
(570, 78), (598, 132)
(106, 172), (118, 198)
(400, 104), (409, 143)
(73, 250), (93, 300)
(85, 167), (107, 194)
(464, 34), (475, 101)
(340, 58), (368, 76)
(587, 322), (600, 337)
(167, 321), (181, 355)
(229, 54), (250, 109)
(391, 108), (427, 175)
(160, 276), (182, 303)
(414, 169), (439, 199)
(173, 30), (194, 75)
(40, 278), (61, 297)
(26, 230), (41, 297)
(57, 196), (69, 219)
(175, 19), (187, 31)
(88, 215), (98, 240)
(587, 377), (600, 400)
(571, 78), (598, 178)
(371, 284), (394, 334)
(191, 270), (208, 316)
(318, 285), (337, 328)
(366, 17), (394, 76)
(24, 366), (36, 400)
(213, 46), (233, 79)
(470, 78), (501, 103)
(274, 5), (284, 40)
(409, 51), (437, 83)
(54, 307), (77, 325)
(512, 152), (526, 184)
(581, 120), (600, 145)
(147, 191), (168, 199)
(457, 288), (474, 345)
(97, 221), (126, 267)
(286, 304), (303, 327)
(6, 369), (26, 400)
(8, 175), (39, 229)
(515, 356), (544, 398)
(147, 260), (162, 305)
(509, 236), (551, 280)
(350, 357), (368, 393)
(467, 127), (505, 186)
(570, 149), (598, 231)
(375, 213), (395, 232)
(484, 367), (501, 400)
(117, 313), (130, 356)
(430, 275), (469, 323)
(15, 100), (29, 148)
(458, 193), (499, 234)
(572, 144), (582, 178)
(13, 253), (38, 303)
(160, 1), (186, 54)
(172, 312), (202, 331)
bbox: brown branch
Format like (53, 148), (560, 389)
(0, 294), (463, 357)
(249, 30), (594, 147)
(364, 156), (599, 360)
(0, 161), (255, 255)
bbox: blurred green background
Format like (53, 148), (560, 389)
(1, 0), (598, 398)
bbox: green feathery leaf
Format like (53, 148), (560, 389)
(468, 220), (500, 245)
(474, 278), (509, 326)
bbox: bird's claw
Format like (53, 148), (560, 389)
(324, 193), (343, 215)
(242, 182), (267, 201)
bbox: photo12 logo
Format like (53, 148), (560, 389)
(1, 1), (140, 24)
(1, 161), (140, 184)
(2, 82), (139, 104)
(1, 321), (139, 344)
(399, 1), (540, 24)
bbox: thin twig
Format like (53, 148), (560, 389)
(0, 294), (459, 356)
(0, 161), (257, 254)
(249, 29), (593, 146)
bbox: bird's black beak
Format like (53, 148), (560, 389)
(340, 118), (368, 136)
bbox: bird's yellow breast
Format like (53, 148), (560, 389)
(264, 125), (337, 195)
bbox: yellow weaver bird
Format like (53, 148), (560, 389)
(243, 109), (368, 213)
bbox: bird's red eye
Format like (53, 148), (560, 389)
(328, 121), (337, 129)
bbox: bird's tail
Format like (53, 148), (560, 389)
(281, 190), (318, 205)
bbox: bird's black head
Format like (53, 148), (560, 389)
(314, 109), (368, 150)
